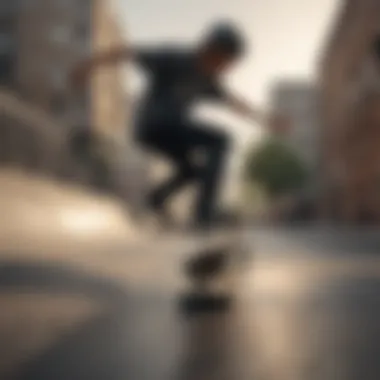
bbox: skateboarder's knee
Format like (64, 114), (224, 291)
(181, 162), (199, 179)
(213, 131), (231, 153)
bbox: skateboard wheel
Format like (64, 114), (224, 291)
(178, 291), (232, 315)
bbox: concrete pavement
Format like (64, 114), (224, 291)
(1, 169), (380, 380)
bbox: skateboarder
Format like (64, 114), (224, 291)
(72, 21), (285, 229)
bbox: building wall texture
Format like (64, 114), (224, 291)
(1, 0), (127, 137)
(319, 0), (380, 223)
(0, 0), (140, 208)
(91, 0), (127, 139)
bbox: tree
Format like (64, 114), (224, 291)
(245, 138), (309, 199)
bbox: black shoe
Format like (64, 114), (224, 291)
(146, 196), (175, 230)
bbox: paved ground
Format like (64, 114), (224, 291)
(1, 170), (380, 380)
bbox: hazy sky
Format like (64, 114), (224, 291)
(117, 0), (340, 134)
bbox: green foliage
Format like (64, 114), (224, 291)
(245, 138), (309, 198)
(240, 180), (270, 215)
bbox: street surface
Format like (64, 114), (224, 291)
(1, 169), (380, 380)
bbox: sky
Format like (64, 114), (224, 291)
(115, 0), (342, 196)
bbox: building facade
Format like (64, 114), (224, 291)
(0, 2), (19, 87)
(270, 80), (321, 174)
(319, 0), (380, 223)
(0, 0), (127, 138)
(91, 0), (127, 139)
(0, 0), (141, 208)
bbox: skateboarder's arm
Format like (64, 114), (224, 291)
(225, 93), (268, 126)
(72, 46), (176, 86)
(225, 93), (289, 134)
(71, 46), (134, 84)
(84, 46), (134, 66)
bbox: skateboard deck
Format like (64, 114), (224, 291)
(179, 227), (252, 314)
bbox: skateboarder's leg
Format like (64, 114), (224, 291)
(141, 128), (200, 213)
(148, 154), (199, 211)
(139, 122), (231, 226)
(181, 125), (231, 227)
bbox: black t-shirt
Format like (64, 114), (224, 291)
(134, 46), (227, 128)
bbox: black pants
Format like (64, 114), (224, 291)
(138, 121), (230, 226)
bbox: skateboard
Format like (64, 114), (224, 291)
(179, 227), (252, 314)
(134, 204), (253, 313)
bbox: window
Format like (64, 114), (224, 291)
(50, 26), (70, 44)
(77, 0), (91, 15)
(0, 2), (19, 15)
(75, 23), (89, 40)
(0, 55), (14, 85)
(76, 89), (89, 110)
(0, 34), (13, 53)
(50, 67), (66, 89)
(0, 16), (15, 34)
(0, 31), (15, 85)
(54, 0), (69, 6)
(50, 93), (66, 116)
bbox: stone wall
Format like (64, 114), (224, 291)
(0, 90), (144, 213)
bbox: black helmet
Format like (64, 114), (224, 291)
(201, 21), (245, 57)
